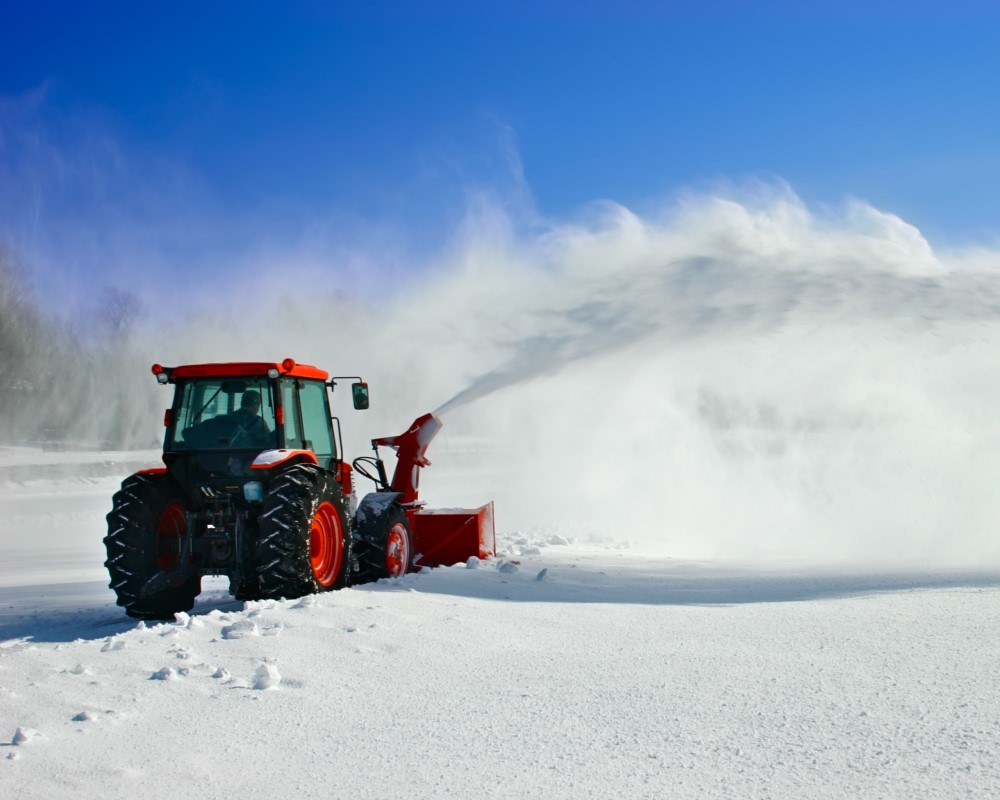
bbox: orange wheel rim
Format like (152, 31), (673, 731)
(310, 501), (343, 587)
(156, 503), (186, 571)
(385, 522), (410, 578)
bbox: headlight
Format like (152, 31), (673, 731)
(243, 481), (263, 502)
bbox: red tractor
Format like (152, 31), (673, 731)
(104, 359), (495, 620)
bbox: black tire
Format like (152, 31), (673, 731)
(104, 473), (200, 620)
(250, 463), (352, 600)
(354, 501), (414, 584)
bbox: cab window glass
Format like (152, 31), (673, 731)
(298, 380), (334, 459)
(170, 378), (276, 450)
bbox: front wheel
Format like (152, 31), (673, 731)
(104, 473), (200, 620)
(252, 464), (352, 600)
(355, 502), (414, 583)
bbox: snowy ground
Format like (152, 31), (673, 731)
(2, 449), (999, 799)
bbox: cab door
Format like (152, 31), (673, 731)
(298, 380), (336, 466)
(280, 378), (336, 468)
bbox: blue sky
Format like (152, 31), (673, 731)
(2, 1), (999, 312)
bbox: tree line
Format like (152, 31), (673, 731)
(0, 248), (160, 449)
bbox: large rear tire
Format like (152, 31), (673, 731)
(104, 473), (200, 620)
(251, 464), (352, 600)
(355, 502), (414, 583)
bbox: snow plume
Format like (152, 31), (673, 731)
(345, 188), (1000, 569)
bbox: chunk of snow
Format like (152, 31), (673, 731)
(253, 664), (281, 691)
(498, 561), (519, 574)
(149, 667), (178, 681)
(12, 727), (41, 745)
(355, 492), (400, 524)
(466, 556), (481, 569)
(221, 620), (260, 640)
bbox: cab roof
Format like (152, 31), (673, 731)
(153, 360), (329, 382)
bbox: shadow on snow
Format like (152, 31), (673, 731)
(4, 555), (999, 644)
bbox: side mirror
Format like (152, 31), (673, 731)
(352, 382), (370, 410)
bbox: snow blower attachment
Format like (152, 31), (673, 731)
(104, 360), (496, 620)
(359, 412), (496, 570)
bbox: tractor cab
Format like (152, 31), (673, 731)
(153, 360), (364, 489)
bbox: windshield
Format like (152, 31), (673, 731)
(168, 378), (277, 451)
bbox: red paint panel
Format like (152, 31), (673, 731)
(336, 461), (353, 495)
(412, 502), (496, 568)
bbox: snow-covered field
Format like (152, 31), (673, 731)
(2, 449), (999, 799)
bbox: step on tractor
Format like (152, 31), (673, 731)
(105, 359), (495, 620)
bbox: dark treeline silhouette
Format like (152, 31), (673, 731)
(0, 248), (159, 449)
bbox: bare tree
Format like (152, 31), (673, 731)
(99, 286), (145, 341)
(0, 249), (43, 441)
(0, 254), (162, 449)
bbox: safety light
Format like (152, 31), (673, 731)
(151, 364), (170, 384)
(281, 358), (296, 372)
